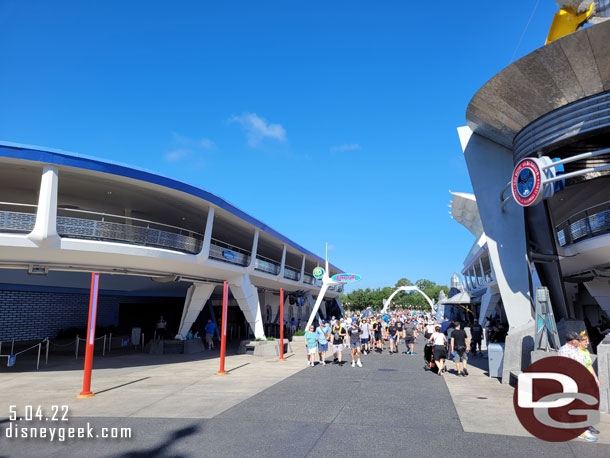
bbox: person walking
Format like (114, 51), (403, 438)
(450, 322), (469, 376)
(559, 331), (600, 441)
(361, 318), (371, 355)
(404, 318), (418, 355)
(204, 319), (216, 350)
(156, 315), (167, 340)
(305, 325), (318, 367)
(347, 319), (363, 367)
(429, 325), (448, 376)
(331, 319), (347, 365)
(388, 320), (398, 354)
(470, 319), (483, 356)
(395, 317), (404, 352)
(316, 320), (331, 366)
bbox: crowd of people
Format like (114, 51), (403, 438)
(302, 310), (477, 373)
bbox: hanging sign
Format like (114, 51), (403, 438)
(331, 273), (362, 283)
(511, 156), (556, 207)
(313, 267), (324, 279)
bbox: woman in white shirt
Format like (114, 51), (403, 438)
(428, 325), (448, 376)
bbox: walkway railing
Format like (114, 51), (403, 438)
(0, 202), (204, 254)
(556, 200), (610, 247)
(209, 238), (251, 266)
(57, 208), (203, 254)
(255, 254), (280, 275)
(284, 266), (300, 281)
(0, 202), (37, 233)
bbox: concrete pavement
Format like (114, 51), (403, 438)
(0, 340), (608, 457)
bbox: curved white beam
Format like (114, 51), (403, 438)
(382, 286), (435, 313)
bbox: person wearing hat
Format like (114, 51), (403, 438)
(558, 330), (600, 442)
(347, 318), (363, 367)
(315, 320), (331, 366)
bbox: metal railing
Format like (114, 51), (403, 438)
(56, 208), (204, 254)
(556, 200), (610, 247)
(209, 238), (251, 266)
(255, 254), (280, 275)
(0, 202), (37, 233)
(284, 266), (300, 281)
(0, 202), (204, 255)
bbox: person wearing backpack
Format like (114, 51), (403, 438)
(331, 320), (347, 365)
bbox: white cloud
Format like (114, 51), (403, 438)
(330, 143), (360, 153)
(164, 149), (190, 162)
(200, 138), (215, 149)
(172, 132), (192, 146)
(230, 112), (286, 147)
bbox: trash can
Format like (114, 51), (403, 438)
(488, 343), (505, 378)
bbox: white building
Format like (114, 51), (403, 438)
(0, 141), (344, 342)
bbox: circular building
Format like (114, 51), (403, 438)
(458, 17), (610, 382)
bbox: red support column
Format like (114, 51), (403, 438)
(77, 272), (100, 398)
(217, 281), (229, 375)
(278, 288), (285, 361)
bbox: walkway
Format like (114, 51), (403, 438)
(0, 341), (608, 457)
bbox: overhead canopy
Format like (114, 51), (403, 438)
(450, 192), (483, 239)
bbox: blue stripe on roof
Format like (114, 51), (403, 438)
(0, 141), (341, 272)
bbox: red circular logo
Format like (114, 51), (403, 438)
(512, 158), (542, 206)
(513, 356), (600, 442)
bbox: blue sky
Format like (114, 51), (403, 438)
(0, 1), (558, 290)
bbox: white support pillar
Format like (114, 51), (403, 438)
(229, 274), (265, 339)
(247, 230), (259, 273)
(178, 283), (216, 336)
(29, 166), (60, 247)
(199, 207), (215, 260)
(278, 245), (287, 280)
(306, 283), (335, 329)
(300, 255), (306, 284)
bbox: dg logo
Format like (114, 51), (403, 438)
(513, 356), (600, 441)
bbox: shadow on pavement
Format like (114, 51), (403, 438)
(118, 424), (200, 458)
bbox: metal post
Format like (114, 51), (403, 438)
(279, 288), (285, 361)
(217, 281), (229, 375)
(141, 333), (144, 351)
(11, 339), (14, 355)
(75, 335), (79, 360)
(36, 343), (41, 370)
(46, 338), (49, 365)
(0, 341), (2, 355)
(103, 335), (107, 356)
(108, 333), (112, 353)
(78, 272), (100, 398)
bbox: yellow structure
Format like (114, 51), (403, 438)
(546, 2), (595, 44)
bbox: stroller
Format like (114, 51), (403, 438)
(423, 343), (438, 373)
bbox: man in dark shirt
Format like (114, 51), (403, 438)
(440, 317), (451, 335)
(404, 321), (418, 355)
(331, 321), (347, 365)
(450, 322), (469, 376)
(347, 319), (362, 367)
(388, 321), (398, 354)
(470, 320), (483, 356)
(395, 319), (404, 351)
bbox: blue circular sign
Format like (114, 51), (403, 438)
(313, 267), (324, 279)
(512, 158), (542, 206)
